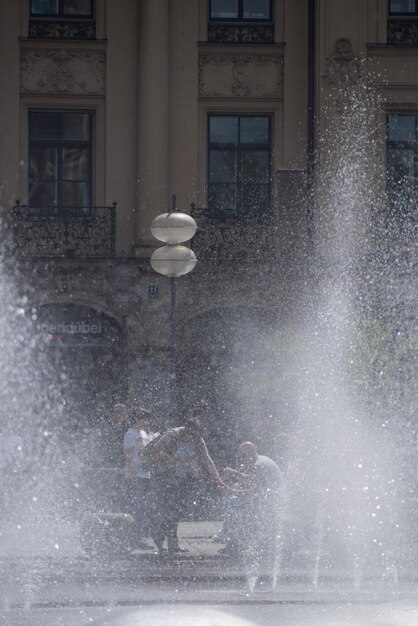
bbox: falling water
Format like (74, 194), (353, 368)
(225, 80), (416, 593)
(0, 75), (415, 617)
(281, 81), (414, 589)
(0, 258), (80, 616)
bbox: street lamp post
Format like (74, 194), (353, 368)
(150, 194), (198, 418)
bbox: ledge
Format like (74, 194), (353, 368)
(19, 36), (107, 46)
(367, 43), (418, 49)
(198, 41), (285, 49)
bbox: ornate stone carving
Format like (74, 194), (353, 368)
(20, 48), (105, 94)
(208, 24), (274, 44)
(388, 19), (418, 44)
(198, 53), (283, 98)
(323, 39), (362, 113)
(324, 38), (361, 87)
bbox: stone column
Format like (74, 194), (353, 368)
(135, 0), (170, 254)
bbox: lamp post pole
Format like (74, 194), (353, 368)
(170, 274), (177, 383)
(150, 194), (198, 419)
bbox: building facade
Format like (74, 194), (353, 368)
(0, 1), (416, 462)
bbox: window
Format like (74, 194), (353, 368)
(209, 0), (272, 21)
(388, 0), (418, 15)
(208, 115), (272, 220)
(29, 111), (93, 215)
(30, 0), (93, 18)
(387, 113), (418, 217)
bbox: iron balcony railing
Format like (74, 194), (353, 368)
(12, 201), (117, 258)
(190, 203), (278, 263)
(387, 18), (418, 45)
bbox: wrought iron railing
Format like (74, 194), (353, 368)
(207, 23), (274, 44)
(387, 19), (418, 44)
(190, 203), (278, 263)
(12, 201), (116, 258)
(28, 20), (96, 40)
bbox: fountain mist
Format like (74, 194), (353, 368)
(282, 83), (413, 587)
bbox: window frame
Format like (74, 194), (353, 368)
(386, 111), (418, 215)
(28, 109), (94, 216)
(209, 0), (273, 22)
(30, 0), (95, 20)
(207, 113), (273, 221)
(388, 0), (418, 16)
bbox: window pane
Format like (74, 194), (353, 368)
(62, 181), (90, 207)
(240, 117), (270, 143)
(30, 112), (61, 139)
(242, 152), (271, 216)
(30, 147), (57, 181)
(243, 0), (271, 19)
(29, 181), (57, 207)
(387, 111), (418, 219)
(63, 148), (89, 180)
(209, 117), (239, 143)
(63, 0), (92, 16)
(58, 112), (91, 140)
(210, 0), (239, 18)
(208, 184), (237, 211)
(31, 0), (59, 15)
(30, 112), (91, 141)
(388, 148), (415, 179)
(30, 147), (58, 207)
(29, 110), (93, 212)
(208, 114), (271, 220)
(242, 151), (270, 182)
(389, 0), (416, 13)
(388, 115), (416, 142)
(209, 151), (236, 183)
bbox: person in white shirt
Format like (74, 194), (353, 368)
(221, 441), (283, 566)
(123, 407), (158, 550)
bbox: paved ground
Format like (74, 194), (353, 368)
(2, 518), (418, 625)
(0, 517), (410, 583)
(5, 599), (418, 626)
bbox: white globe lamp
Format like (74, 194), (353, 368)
(150, 244), (198, 278)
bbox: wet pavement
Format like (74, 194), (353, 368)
(5, 599), (418, 626)
(2, 519), (418, 625)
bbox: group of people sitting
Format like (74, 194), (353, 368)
(122, 406), (283, 561)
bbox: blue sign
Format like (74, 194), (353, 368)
(148, 284), (159, 299)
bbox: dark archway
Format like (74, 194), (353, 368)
(27, 303), (125, 462)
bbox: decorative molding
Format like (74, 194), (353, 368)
(20, 48), (105, 95)
(387, 19), (418, 44)
(208, 24), (274, 44)
(198, 53), (283, 98)
(324, 38), (361, 88)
